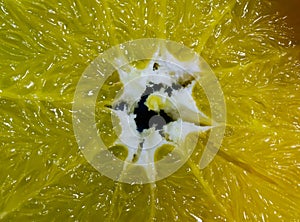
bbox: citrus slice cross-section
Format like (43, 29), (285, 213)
(72, 39), (226, 184)
(0, 0), (299, 221)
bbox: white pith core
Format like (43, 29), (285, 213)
(109, 48), (212, 171)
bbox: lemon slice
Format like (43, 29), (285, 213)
(0, 0), (299, 221)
